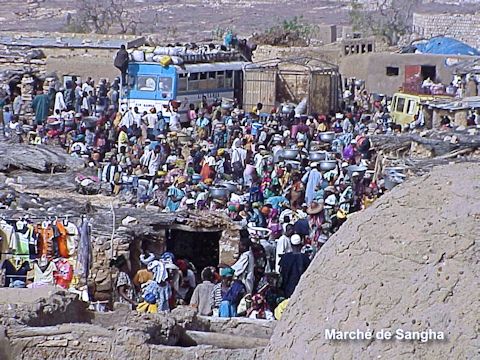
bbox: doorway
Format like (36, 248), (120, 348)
(421, 65), (436, 82)
(128, 235), (167, 278)
(166, 229), (221, 274)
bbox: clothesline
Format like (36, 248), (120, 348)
(0, 252), (29, 255)
(0, 214), (88, 222)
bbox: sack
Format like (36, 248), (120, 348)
(132, 50), (145, 62)
(153, 46), (166, 55)
(171, 56), (184, 65)
(145, 52), (154, 62)
(160, 55), (172, 67)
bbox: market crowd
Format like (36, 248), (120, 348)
(1, 75), (390, 320)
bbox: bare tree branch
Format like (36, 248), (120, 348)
(350, 0), (420, 45)
(69, 0), (140, 34)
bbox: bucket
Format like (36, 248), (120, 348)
(384, 175), (404, 190)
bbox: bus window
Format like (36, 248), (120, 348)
(137, 76), (156, 91)
(158, 77), (173, 99)
(395, 97), (405, 113)
(178, 73), (188, 92)
(189, 73), (199, 90)
(225, 70), (233, 88)
(199, 72), (208, 90)
(208, 71), (217, 89)
(407, 99), (416, 115)
(217, 71), (225, 88)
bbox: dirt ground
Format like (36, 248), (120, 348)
(266, 161), (480, 359)
(0, 0), (471, 42)
(0, 0), (350, 40)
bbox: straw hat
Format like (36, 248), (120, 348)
(306, 202), (324, 215)
(176, 176), (187, 185)
(337, 209), (348, 219)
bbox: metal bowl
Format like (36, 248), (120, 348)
(177, 133), (191, 145)
(284, 160), (301, 170)
(81, 116), (98, 129)
(247, 225), (272, 239)
(319, 160), (337, 171)
(384, 175), (404, 190)
(191, 174), (202, 184)
(220, 181), (238, 193)
(347, 165), (368, 178)
(282, 149), (299, 160)
(384, 166), (405, 175)
(209, 185), (230, 199)
(309, 151), (328, 162)
(309, 141), (322, 150)
(319, 132), (335, 143)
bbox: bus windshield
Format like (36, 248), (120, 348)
(137, 75), (156, 91)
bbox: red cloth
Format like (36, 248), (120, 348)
(200, 163), (214, 181)
(55, 259), (73, 289)
(176, 259), (188, 273)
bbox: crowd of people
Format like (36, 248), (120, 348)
(1, 74), (393, 320)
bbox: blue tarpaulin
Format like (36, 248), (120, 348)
(414, 37), (480, 56)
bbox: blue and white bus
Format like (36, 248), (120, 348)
(121, 60), (248, 121)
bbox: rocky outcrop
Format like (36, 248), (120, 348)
(0, 288), (90, 327)
(0, 143), (84, 174)
(265, 162), (480, 359)
(0, 289), (271, 359)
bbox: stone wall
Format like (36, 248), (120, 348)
(3, 323), (264, 360)
(253, 45), (341, 65)
(0, 297), (270, 360)
(413, 12), (480, 49)
(339, 52), (472, 96)
(43, 48), (119, 83)
(88, 213), (241, 302)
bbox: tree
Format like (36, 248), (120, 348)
(69, 0), (139, 34)
(350, 0), (420, 46)
(253, 16), (317, 47)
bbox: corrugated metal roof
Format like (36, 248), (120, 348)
(0, 35), (141, 49)
(422, 96), (480, 111)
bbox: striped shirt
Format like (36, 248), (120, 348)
(211, 283), (224, 308)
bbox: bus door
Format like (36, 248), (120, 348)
(233, 70), (243, 105)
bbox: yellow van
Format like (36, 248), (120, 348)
(390, 93), (432, 125)
(390, 92), (452, 125)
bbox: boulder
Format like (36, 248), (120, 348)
(265, 163), (480, 359)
